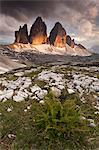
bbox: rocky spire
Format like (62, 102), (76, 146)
(71, 39), (75, 48)
(29, 17), (47, 44)
(15, 24), (28, 44)
(66, 35), (75, 48)
(66, 35), (71, 46)
(49, 22), (66, 47)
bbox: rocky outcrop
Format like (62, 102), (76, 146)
(66, 35), (71, 46)
(29, 17), (47, 44)
(71, 39), (75, 48)
(49, 22), (66, 47)
(66, 35), (75, 48)
(13, 16), (89, 51)
(15, 24), (28, 44)
(77, 44), (86, 49)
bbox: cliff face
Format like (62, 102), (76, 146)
(49, 22), (66, 47)
(14, 16), (86, 50)
(15, 24), (28, 44)
(29, 17), (47, 44)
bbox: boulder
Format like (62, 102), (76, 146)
(15, 24), (29, 44)
(49, 22), (66, 47)
(29, 17), (47, 44)
(51, 86), (61, 97)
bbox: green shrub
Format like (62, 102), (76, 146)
(0, 92), (98, 150)
(32, 91), (91, 149)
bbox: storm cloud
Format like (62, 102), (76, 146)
(0, 0), (99, 50)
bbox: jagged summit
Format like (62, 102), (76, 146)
(13, 16), (91, 56)
(29, 16), (47, 44)
(49, 22), (66, 47)
(15, 24), (28, 44)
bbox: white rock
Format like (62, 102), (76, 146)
(89, 122), (96, 127)
(76, 85), (82, 93)
(0, 90), (3, 95)
(7, 108), (12, 112)
(13, 95), (25, 102)
(2, 80), (8, 86)
(31, 95), (39, 100)
(0, 95), (3, 101)
(31, 85), (41, 93)
(7, 84), (17, 90)
(80, 116), (86, 120)
(38, 71), (64, 83)
(14, 72), (24, 77)
(67, 88), (75, 94)
(24, 89), (33, 96)
(1, 89), (14, 99)
(27, 106), (31, 110)
(17, 91), (28, 99)
(8, 134), (16, 138)
(36, 90), (47, 99)
(39, 100), (44, 104)
(24, 109), (27, 112)
(94, 106), (99, 110)
(73, 80), (82, 86)
(91, 85), (99, 92)
(2, 98), (7, 102)
(57, 84), (65, 90)
(87, 119), (94, 123)
(94, 111), (99, 115)
(51, 87), (61, 97)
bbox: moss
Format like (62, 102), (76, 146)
(33, 79), (47, 88)
(6, 74), (18, 81)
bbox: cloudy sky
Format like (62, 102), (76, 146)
(0, 0), (99, 51)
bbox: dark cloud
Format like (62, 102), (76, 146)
(0, 0), (99, 49)
(0, 0), (98, 22)
(0, 0), (58, 21)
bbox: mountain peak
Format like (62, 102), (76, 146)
(14, 16), (87, 50)
(29, 17), (47, 44)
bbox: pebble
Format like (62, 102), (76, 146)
(67, 88), (75, 94)
(7, 108), (12, 112)
(14, 72), (24, 77)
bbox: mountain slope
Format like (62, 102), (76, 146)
(0, 54), (25, 74)
(9, 43), (91, 56)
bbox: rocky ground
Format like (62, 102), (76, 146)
(0, 64), (99, 116)
(0, 45), (99, 66)
(0, 44), (99, 149)
(0, 64), (99, 149)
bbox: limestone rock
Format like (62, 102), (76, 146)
(29, 17), (47, 44)
(67, 88), (75, 94)
(51, 86), (61, 97)
(15, 24), (28, 44)
(49, 22), (66, 47)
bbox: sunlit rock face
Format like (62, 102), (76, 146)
(49, 22), (66, 47)
(29, 17), (47, 45)
(15, 24), (28, 44)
